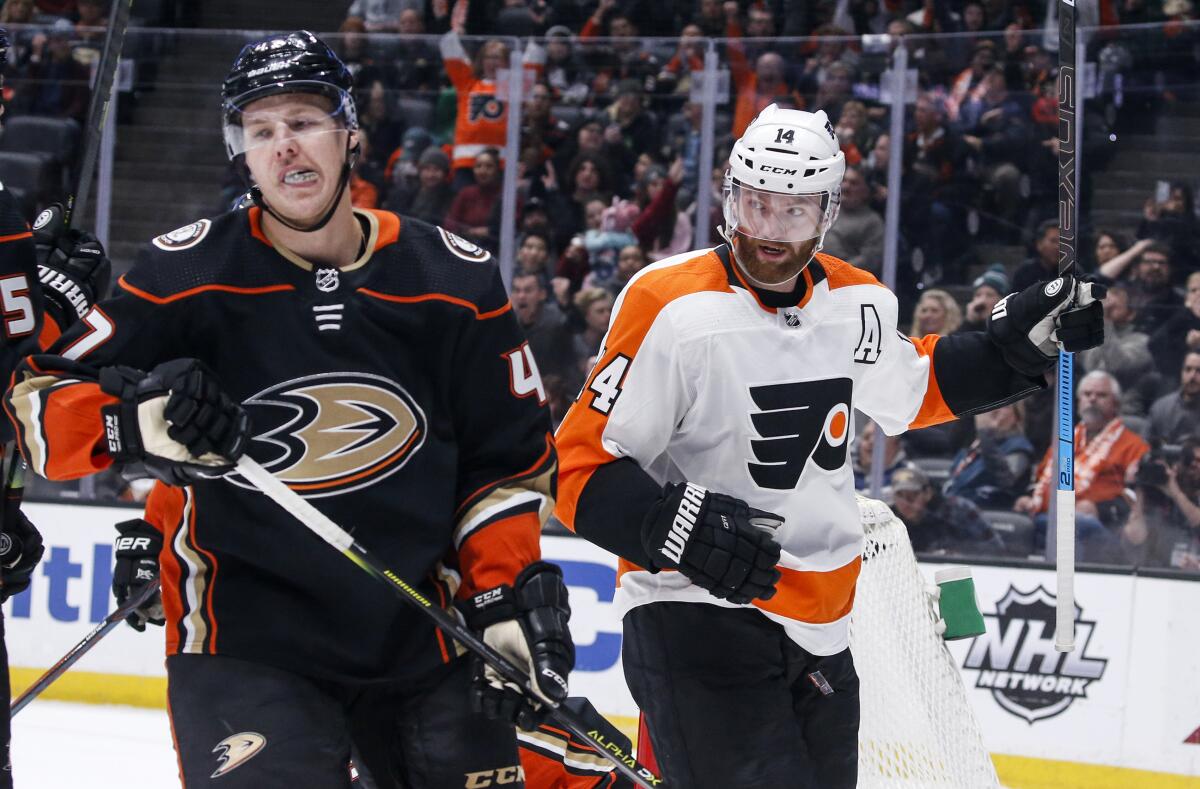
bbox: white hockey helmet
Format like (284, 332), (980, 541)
(724, 104), (846, 244)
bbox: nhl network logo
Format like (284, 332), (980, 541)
(962, 585), (1107, 723)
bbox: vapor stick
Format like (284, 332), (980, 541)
(235, 456), (666, 789)
(1055, 0), (1078, 652)
(63, 0), (133, 232)
(10, 579), (159, 717)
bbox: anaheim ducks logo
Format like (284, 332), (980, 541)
(211, 732), (266, 778)
(230, 372), (427, 498)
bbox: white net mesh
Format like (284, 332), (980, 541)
(850, 497), (1000, 789)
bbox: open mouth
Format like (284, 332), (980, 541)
(757, 242), (789, 259)
(281, 169), (318, 186)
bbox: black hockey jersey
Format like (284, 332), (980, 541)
(0, 184), (41, 444)
(7, 207), (556, 682)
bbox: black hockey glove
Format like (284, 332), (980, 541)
(0, 500), (44, 604)
(642, 482), (783, 605)
(99, 358), (251, 486)
(987, 275), (1106, 378)
(460, 561), (574, 731)
(113, 518), (164, 632)
(33, 203), (111, 334)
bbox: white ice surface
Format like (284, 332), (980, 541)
(10, 701), (180, 788)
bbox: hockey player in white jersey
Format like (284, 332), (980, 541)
(553, 104), (1105, 788)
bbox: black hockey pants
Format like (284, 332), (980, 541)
(167, 653), (523, 788)
(623, 602), (859, 789)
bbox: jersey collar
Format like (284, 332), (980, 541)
(247, 207), (401, 273)
(718, 243), (824, 312)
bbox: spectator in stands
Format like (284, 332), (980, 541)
(440, 31), (534, 186)
(945, 40), (998, 122)
(863, 132), (890, 212)
(945, 403), (1034, 510)
(960, 66), (1031, 234)
(665, 100), (703, 191)
(337, 17), (394, 87)
(0, 0), (35, 25)
(632, 158), (692, 262)
(1147, 351), (1200, 446)
(538, 25), (592, 105)
(903, 91), (970, 272)
(910, 289), (962, 336)
(385, 145), (452, 224)
(833, 100), (878, 166)
(521, 82), (569, 161)
(808, 60), (855, 120)
(1149, 271), (1200, 378)
(1011, 219), (1060, 293)
(853, 420), (917, 493)
(692, 0), (727, 36)
(571, 286), (613, 362)
(515, 229), (554, 284)
(1078, 282), (1156, 416)
(958, 265), (1009, 333)
(546, 151), (612, 244)
(357, 80), (405, 173)
(1095, 230), (1154, 280)
(1018, 371), (1149, 558)
(891, 468), (1006, 556)
(1138, 181), (1200, 277)
(822, 165), (884, 274)
(444, 146), (501, 248)
(656, 23), (705, 97)
(510, 271), (576, 381)
(586, 243), (646, 297)
(1122, 435), (1200, 569)
(74, 0), (106, 46)
(392, 9), (441, 91)
(346, 0), (413, 32)
(551, 119), (623, 201)
(579, 6), (660, 101)
(727, 47), (803, 137)
(604, 78), (661, 161)
(19, 19), (89, 123)
(575, 197), (639, 291)
(1127, 242), (1183, 336)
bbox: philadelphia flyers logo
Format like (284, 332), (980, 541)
(229, 372), (427, 498)
(469, 93), (506, 122)
(747, 377), (852, 489)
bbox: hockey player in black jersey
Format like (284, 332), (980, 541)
(7, 31), (571, 788)
(0, 25), (112, 786)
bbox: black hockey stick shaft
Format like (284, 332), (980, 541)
(10, 578), (159, 717)
(1054, 0), (1078, 652)
(64, 0), (133, 232)
(235, 457), (666, 789)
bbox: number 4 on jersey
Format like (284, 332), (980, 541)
(587, 354), (631, 415)
(505, 343), (547, 404)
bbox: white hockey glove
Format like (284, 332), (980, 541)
(986, 275), (1106, 377)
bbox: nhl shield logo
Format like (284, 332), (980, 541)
(315, 267), (339, 293)
(152, 219), (212, 252)
(962, 585), (1108, 723)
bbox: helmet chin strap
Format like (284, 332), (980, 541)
(249, 136), (359, 233)
(719, 225), (825, 287)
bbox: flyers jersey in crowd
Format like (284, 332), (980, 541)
(555, 245), (1035, 657)
(6, 207), (556, 683)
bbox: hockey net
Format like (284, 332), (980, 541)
(850, 497), (1000, 788)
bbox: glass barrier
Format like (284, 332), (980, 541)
(2, 21), (1195, 579)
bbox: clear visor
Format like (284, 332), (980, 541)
(224, 85), (353, 157)
(724, 181), (832, 243)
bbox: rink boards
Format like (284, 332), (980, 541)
(5, 501), (1200, 788)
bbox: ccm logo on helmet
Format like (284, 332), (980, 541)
(760, 165), (799, 175)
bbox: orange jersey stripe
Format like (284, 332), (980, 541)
(40, 383), (116, 479)
(455, 510), (542, 599)
(816, 252), (886, 291)
(0, 231), (32, 244)
(555, 251), (732, 531)
(118, 275), (294, 304)
(357, 287), (512, 320)
(153, 485), (188, 656)
(906, 334), (955, 429)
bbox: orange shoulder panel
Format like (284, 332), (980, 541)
(814, 253), (885, 290)
(906, 334), (955, 429)
(554, 251), (731, 531)
(366, 209), (401, 249)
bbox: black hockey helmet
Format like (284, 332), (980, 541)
(220, 30), (357, 160)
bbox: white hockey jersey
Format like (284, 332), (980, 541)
(555, 245), (956, 656)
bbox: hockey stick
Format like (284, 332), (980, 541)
(234, 456), (666, 789)
(10, 579), (160, 717)
(1054, 0), (1078, 652)
(63, 0), (133, 232)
